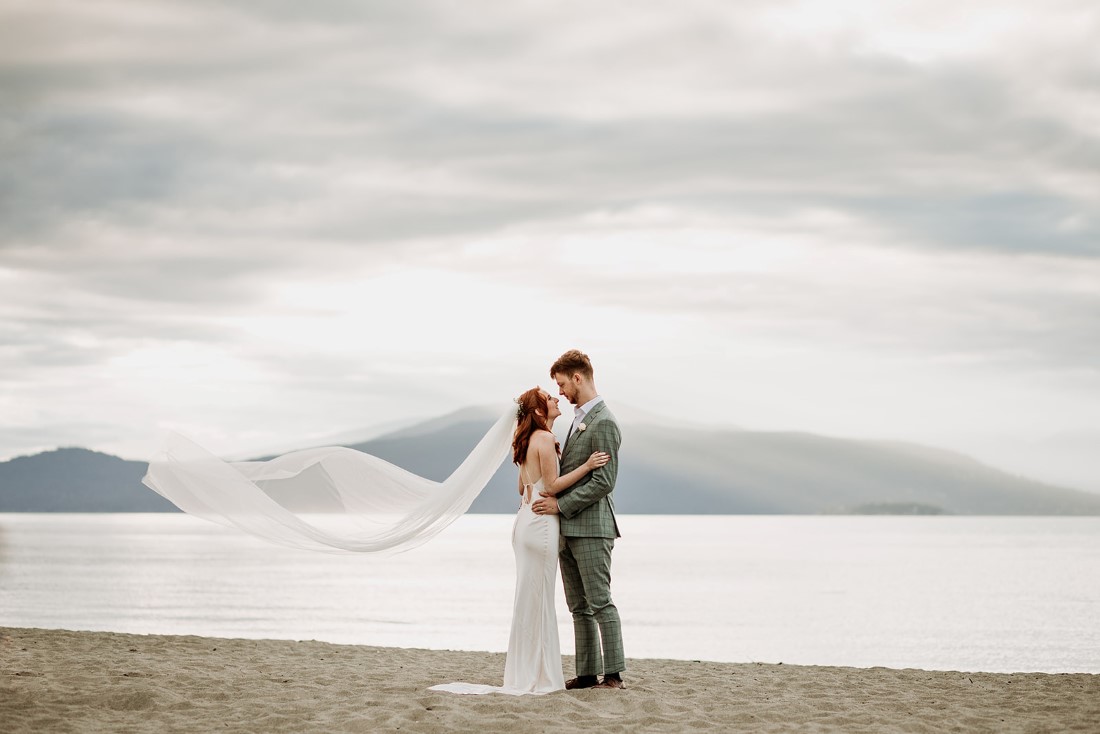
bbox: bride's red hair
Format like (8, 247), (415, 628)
(512, 387), (559, 465)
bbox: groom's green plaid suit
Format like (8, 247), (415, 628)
(557, 400), (624, 677)
(557, 402), (621, 537)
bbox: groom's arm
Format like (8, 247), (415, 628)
(555, 418), (621, 519)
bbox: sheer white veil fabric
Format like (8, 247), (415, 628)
(142, 407), (518, 554)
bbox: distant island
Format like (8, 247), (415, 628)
(3, 408), (1100, 515)
(846, 503), (949, 516)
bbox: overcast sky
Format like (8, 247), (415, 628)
(2, 1), (1098, 490)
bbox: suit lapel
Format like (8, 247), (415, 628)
(583, 401), (607, 424)
(563, 401), (606, 458)
(562, 425), (575, 458)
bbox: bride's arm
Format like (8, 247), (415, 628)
(535, 432), (607, 496)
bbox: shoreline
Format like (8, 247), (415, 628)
(3, 627), (1098, 733)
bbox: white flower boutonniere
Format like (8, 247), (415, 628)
(577, 422), (587, 432)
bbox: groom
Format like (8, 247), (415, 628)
(532, 349), (625, 690)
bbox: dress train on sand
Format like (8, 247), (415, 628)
(430, 477), (564, 696)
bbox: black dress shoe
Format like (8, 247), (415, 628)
(565, 675), (599, 689)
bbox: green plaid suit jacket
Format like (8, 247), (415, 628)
(557, 401), (621, 538)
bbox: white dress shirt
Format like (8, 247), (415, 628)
(570, 395), (604, 435)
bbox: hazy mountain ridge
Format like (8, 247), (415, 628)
(2, 410), (1099, 515)
(0, 447), (176, 512)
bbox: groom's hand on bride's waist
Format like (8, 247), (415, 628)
(531, 496), (559, 515)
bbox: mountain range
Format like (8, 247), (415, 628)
(2, 407), (1099, 515)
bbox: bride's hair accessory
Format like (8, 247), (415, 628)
(512, 387), (556, 465)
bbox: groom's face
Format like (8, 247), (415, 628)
(553, 372), (579, 405)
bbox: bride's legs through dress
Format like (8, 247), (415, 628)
(429, 505), (563, 696)
(502, 504), (564, 693)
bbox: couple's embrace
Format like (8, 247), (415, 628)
(141, 349), (624, 694)
(433, 349), (626, 695)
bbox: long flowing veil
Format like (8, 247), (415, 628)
(142, 407), (518, 554)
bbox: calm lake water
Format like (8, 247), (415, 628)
(1, 513), (1097, 673)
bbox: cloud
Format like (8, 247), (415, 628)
(1, 0), (1098, 475)
(4, 0), (1097, 256)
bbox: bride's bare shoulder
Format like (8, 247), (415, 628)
(530, 430), (556, 446)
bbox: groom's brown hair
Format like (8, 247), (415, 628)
(550, 349), (594, 380)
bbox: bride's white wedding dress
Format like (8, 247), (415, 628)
(141, 407), (564, 694)
(430, 474), (565, 696)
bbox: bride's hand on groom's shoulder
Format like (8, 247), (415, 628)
(585, 451), (610, 471)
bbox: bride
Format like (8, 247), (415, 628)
(143, 385), (605, 694)
(432, 387), (608, 695)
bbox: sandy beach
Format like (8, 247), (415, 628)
(2, 627), (1096, 733)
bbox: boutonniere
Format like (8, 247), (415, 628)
(577, 422), (587, 432)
